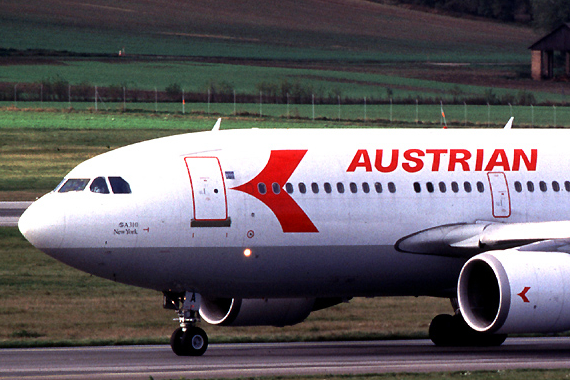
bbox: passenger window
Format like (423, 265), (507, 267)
(285, 183), (294, 194)
(90, 177), (110, 194)
(527, 181), (535, 192)
(362, 182), (370, 193)
(426, 182), (434, 193)
(388, 182), (396, 193)
(257, 183), (267, 195)
(311, 182), (319, 194)
(451, 181), (459, 193)
(566, 181), (570, 192)
(337, 182), (345, 193)
(553, 181), (560, 192)
(413, 182), (421, 193)
(272, 182), (281, 194)
(439, 182), (446, 193)
(324, 182), (332, 194)
(375, 182), (383, 193)
(476, 181), (485, 193)
(464, 182), (472, 193)
(299, 183), (307, 194)
(350, 182), (358, 193)
(514, 181), (522, 192)
(108, 176), (131, 194)
(58, 178), (90, 193)
(539, 181), (547, 192)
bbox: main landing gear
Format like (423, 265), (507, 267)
(429, 300), (506, 347)
(163, 291), (209, 356)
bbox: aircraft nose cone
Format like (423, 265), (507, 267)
(18, 195), (65, 250)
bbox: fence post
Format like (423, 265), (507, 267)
(95, 86), (98, 111)
(554, 105), (557, 127)
(14, 84), (17, 107)
(68, 84), (71, 108)
(338, 95), (341, 122)
(312, 94), (315, 121)
(415, 98), (418, 124)
(40, 84), (43, 104)
(154, 87), (158, 113)
(182, 89), (185, 114)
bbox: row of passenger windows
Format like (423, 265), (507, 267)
(57, 177), (131, 194)
(258, 181), (397, 195)
(514, 180), (570, 193)
(412, 180), (570, 194)
(257, 180), (570, 197)
(414, 181), (486, 194)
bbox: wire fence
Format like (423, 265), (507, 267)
(4, 99), (569, 128)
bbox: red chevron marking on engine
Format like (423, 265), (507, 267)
(518, 286), (531, 303)
(232, 150), (318, 233)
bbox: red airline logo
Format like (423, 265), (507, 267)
(518, 286), (531, 303)
(232, 150), (318, 233)
(347, 148), (537, 173)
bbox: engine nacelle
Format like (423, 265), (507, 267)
(199, 297), (315, 327)
(458, 250), (570, 334)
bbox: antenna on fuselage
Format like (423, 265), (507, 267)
(504, 117), (514, 130)
(211, 118), (222, 131)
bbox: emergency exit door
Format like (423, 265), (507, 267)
(487, 172), (511, 218)
(185, 157), (231, 227)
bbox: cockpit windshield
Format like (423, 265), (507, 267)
(58, 179), (90, 193)
(90, 177), (110, 194)
(57, 177), (132, 194)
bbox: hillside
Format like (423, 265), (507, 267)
(0, 0), (538, 61)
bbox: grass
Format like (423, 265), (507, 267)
(0, 227), (451, 347)
(0, 1), (537, 62)
(1, 106), (569, 200)
(161, 371), (570, 380)
(2, 60), (569, 104)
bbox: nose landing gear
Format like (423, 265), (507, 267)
(164, 291), (209, 356)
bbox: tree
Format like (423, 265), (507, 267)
(531, 0), (570, 31)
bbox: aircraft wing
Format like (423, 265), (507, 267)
(395, 220), (570, 257)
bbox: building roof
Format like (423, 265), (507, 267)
(529, 23), (570, 51)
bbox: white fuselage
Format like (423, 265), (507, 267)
(18, 128), (568, 300)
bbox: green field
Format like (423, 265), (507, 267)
(0, 227), (451, 347)
(4, 60), (566, 104)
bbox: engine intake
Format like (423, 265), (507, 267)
(458, 250), (570, 334)
(199, 297), (316, 327)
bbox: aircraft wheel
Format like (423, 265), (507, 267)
(170, 327), (209, 356)
(429, 313), (456, 346)
(429, 313), (507, 347)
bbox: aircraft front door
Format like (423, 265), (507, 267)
(487, 172), (511, 218)
(185, 157), (231, 227)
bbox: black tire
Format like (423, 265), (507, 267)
(429, 314), (455, 346)
(170, 327), (209, 356)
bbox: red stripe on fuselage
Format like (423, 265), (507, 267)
(232, 150), (318, 233)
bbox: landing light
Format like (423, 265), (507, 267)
(243, 248), (252, 257)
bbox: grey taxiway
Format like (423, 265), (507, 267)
(2, 338), (570, 380)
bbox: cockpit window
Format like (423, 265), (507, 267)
(90, 177), (110, 194)
(109, 176), (132, 194)
(58, 179), (90, 193)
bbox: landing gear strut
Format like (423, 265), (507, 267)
(429, 300), (507, 347)
(164, 291), (209, 356)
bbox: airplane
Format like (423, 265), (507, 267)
(18, 117), (570, 356)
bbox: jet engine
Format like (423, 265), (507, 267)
(199, 297), (316, 327)
(458, 249), (570, 334)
